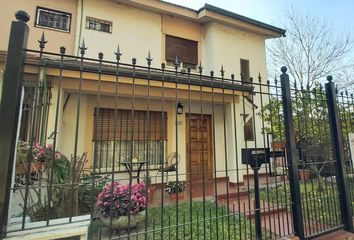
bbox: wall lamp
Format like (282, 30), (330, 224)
(177, 103), (184, 115)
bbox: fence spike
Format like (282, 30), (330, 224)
(38, 31), (47, 50)
(220, 65), (225, 77)
(146, 50), (153, 66)
(114, 45), (122, 60)
(132, 58), (136, 65)
(198, 62), (203, 74)
(79, 39), (87, 55)
(258, 72), (262, 82)
(174, 56), (179, 69)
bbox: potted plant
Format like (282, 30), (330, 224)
(165, 181), (186, 201)
(96, 181), (146, 229)
(299, 163), (314, 182)
(16, 141), (47, 175)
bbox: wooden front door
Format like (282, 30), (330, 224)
(186, 114), (213, 181)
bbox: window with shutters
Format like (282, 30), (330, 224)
(86, 17), (112, 33)
(240, 59), (250, 83)
(244, 116), (254, 141)
(165, 35), (198, 69)
(94, 108), (168, 169)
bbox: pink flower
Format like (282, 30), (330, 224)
(54, 152), (61, 160)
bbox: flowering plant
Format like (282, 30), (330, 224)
(96, 181), (146, 218)
(16, 141), (62, 165)
(165, 181), (186, 194)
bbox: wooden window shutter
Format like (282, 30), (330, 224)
(94, 109), (167, 141)
(240, 59), (250, 82)
(165, 35), (198, 65)
(244, 117), (254, 141)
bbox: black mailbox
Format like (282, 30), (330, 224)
(242, 148), (270, 169)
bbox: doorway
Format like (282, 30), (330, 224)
(186, 114), (213, 181)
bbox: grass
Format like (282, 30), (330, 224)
(258, 177), (344, 227)
(146, 201), (257, 240)
(88, 201), (259, 240)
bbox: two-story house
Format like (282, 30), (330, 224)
(0, 0), (285, 185)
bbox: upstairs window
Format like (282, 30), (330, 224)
(35, 7), (71, 32)
(165, 35), (198, 69)
(86, 17), (112, 33)
(240, 59), (250, 83)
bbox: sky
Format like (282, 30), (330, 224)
(164, 0), (354, 33)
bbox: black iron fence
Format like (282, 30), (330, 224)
(0, 11), (353, 240)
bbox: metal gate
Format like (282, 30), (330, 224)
(0, 11), (353, 240)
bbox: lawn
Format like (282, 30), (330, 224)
(88, 201), (259, 240)
(146, 201), (257, 240)
(258, 178), (346, 228)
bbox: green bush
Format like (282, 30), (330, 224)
(78, 174), (110, 214)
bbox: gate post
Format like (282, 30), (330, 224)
(0, 11), (30, 238)
(325, 76), (353, 232)
(280, 66), (305, 239)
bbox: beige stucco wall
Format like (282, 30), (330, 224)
(78, 0), (269, 79)
(46, 73), (266, 184)
(202, 22), (268, 82)
(77, 0), (162, 66)
(0, 0), (78, 54)
(60, 93), (88, 160)
(46, 85), (64, 149)
(12, 0), (274, 185)
(54, 84), (239, 183)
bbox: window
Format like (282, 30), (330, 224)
(165, 35), (198, 69)
(86, 17), (112, 33)
(244, 116), (254, 141)
(35, 7), (71, 32)
(94, 109), (168, 170)
(240, 59), (250, 83)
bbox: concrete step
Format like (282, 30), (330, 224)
(218, 195), (288, 220)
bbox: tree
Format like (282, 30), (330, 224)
(267, 7), (353, 89)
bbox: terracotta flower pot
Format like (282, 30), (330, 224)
(147, 187), (156, 204)
(272, 142), (286, 149)
(169, 192), (184, 201)
(299, 169), (311, 181)
(16, 162), (45, 175)
(101, 210), (145, 230)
